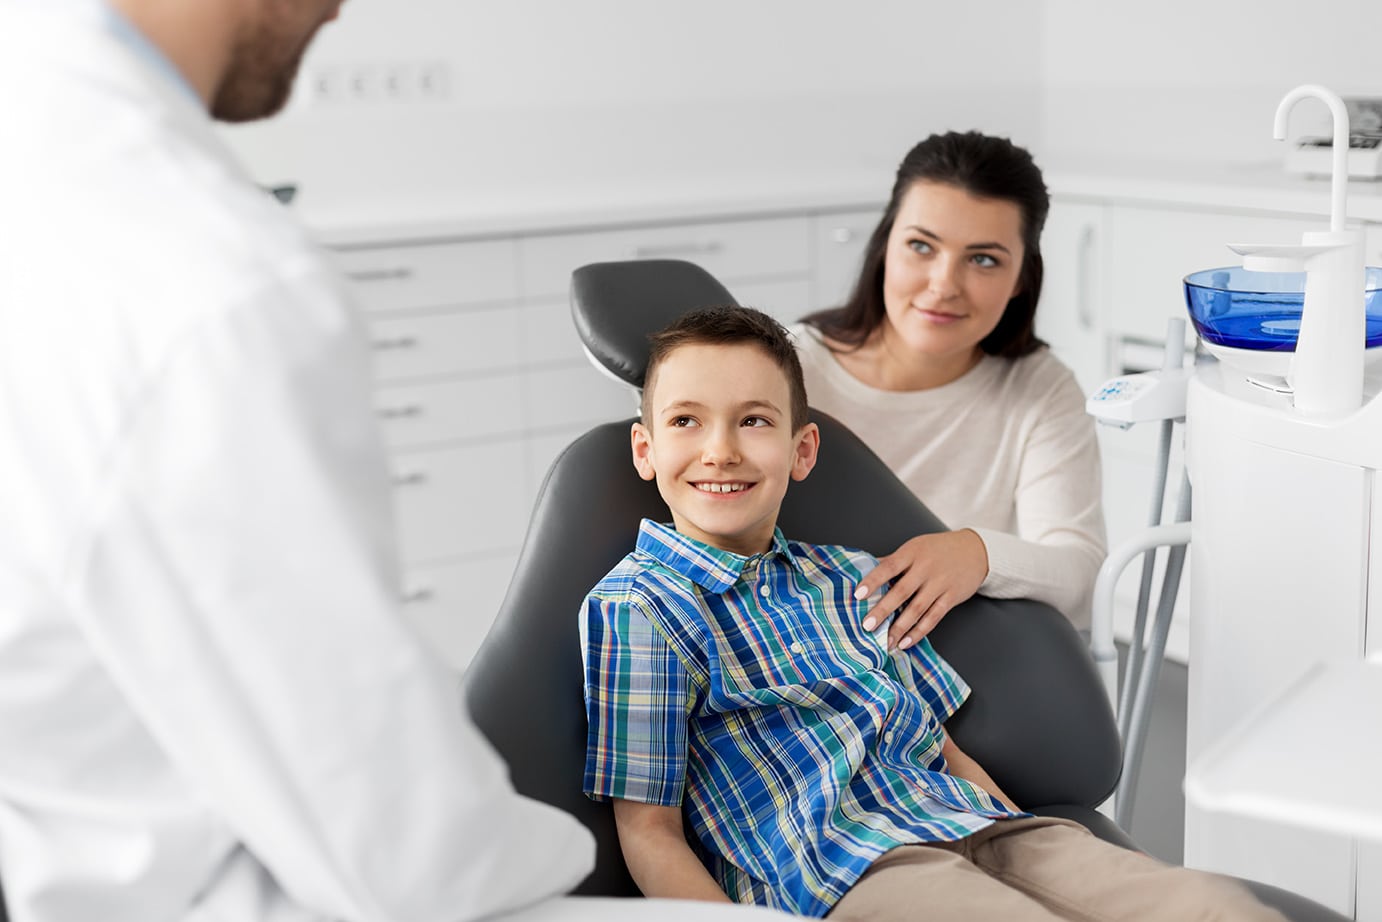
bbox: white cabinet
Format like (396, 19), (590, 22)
(809, 206), (882, 313)
(1040, 199), (1111, 396)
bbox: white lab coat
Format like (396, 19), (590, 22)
(0, 4), (606, 920)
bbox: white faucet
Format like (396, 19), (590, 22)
(1229, 84), (1364, 416)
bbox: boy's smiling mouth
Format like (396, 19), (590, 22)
(693, 481), (752, 494)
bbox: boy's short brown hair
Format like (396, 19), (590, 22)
(642, 306), (810, 431)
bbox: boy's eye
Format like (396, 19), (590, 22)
(741, 416), (771, 428)
(670, 416), (698, 428)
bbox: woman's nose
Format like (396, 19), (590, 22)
(927, 254), (961, 298)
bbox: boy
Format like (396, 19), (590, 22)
(581, 306), (1282, 920)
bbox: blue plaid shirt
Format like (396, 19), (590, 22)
(582, 519), (1023, 917)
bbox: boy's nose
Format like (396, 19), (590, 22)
(701, 429), (740, 465)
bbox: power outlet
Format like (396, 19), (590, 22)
(299, 60), (453, 107)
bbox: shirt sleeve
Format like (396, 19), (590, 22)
(583, 588), (693, 805)
(974, 362), (1107, 628)
(68, 265), (594, 921)
(898, 637), (971, 725)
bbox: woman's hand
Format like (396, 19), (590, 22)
(856, 530), (989, 650)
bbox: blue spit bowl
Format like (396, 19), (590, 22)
(1184, 266), (1382, 352)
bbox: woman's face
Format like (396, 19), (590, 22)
(880, 180), (1026, 365)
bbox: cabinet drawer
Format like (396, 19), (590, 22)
(401, 552), (517, 671)
(811, 207), (882, 311)
(524, 364), (637, 432)
(519, 216), (811, 299)
(367, 305), (522, 381)
(334, 238), (518, 313)
(391, 442), (527, 562)
(521, 297), (588, 366)
(375, 375), (524, 449)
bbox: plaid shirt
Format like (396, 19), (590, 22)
(582, 519), (1023, 917)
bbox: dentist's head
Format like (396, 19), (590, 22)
(109, 0), (345, 121)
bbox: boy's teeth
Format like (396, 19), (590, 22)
(698, 482), (746, 493)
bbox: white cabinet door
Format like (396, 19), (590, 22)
(809, 207), (882, 314)
(1040, 199), (1111, 396)
(401, 552), (518, 671)
(732, 278), (813, 329)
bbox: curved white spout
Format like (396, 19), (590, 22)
(1274, 84), (1350, 231)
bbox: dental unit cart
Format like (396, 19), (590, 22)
(1093, 85), (1382, 919)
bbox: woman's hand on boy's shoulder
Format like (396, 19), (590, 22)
(854, 530), (989, 650)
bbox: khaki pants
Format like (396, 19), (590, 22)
(826, 817), (1287, 922)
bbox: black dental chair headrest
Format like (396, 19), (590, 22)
(570, 259), (738, 388)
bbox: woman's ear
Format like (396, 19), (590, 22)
(790, 422), (820, 482)
(630, 422), (656, 481)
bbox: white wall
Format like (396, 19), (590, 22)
(1040, 0), (1382, 166)
(221, 1), (1046, 209)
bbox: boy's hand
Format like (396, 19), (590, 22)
(856, 530), (989, 650)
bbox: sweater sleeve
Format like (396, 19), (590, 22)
(971, 364), (1107, 628)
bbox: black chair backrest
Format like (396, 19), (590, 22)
(463, 410), (1121, 896)
(461, 258), (1121, 896)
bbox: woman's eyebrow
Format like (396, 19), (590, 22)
(904, 224), (1012, 254)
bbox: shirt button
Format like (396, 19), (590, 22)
(790, 641), (805, 654)
(759, 584), (770, 598)
(885, 731), (895, 743)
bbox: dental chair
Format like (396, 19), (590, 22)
(461, 259), (1343, 921)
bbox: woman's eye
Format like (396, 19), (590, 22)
(972, 253), (1000, 269)
(908, 239), (932, 255)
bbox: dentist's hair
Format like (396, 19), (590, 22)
(641, 306), (810, 431)
(803, 130), (1050, 359)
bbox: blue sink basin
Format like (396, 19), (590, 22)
(1184, 266), (1382, 352)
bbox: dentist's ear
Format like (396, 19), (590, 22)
(630, 421), (657, 482)
(790, 422), (820, 482)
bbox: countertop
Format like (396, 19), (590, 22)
(289, 157), (1382, 248)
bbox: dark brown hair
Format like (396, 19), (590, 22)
(803, 130), (1049, 358)
(642, 306), (810, 431)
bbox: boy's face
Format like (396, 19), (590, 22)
(632, 342), (818, 557)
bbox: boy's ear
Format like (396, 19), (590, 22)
(790, 422), (820, 482)
(630, 421), (657, 481)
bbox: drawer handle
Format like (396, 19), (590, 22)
(373, 335), (419, 351)
(392, 471), (428, 487)
(378, 404), (424, 420)
(831, 227), (856, 244)
(632, 241), (724, 259)
(1076, 223), (1096, 330)
(348, 267), (415, 283)
(402, 586), (434, 604)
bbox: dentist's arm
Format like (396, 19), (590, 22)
(612, 799), (733, 903)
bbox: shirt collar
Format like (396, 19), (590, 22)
(100, 2), (201, 104)
(636, 519), (800, 593)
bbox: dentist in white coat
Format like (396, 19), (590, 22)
(0, 2), (788, 921)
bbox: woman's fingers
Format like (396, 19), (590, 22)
(889, 585), (944, 648)
(895, 593), (954, 649)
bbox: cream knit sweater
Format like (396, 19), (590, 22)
(792, 323), (1107, 627)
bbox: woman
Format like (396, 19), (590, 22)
(794, 130), (1105, 650)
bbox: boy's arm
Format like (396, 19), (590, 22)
(611, 799), (733, 903)
(941, 730), (1021, 813)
